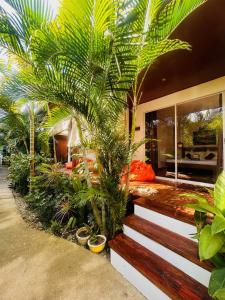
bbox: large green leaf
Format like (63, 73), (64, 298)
(209, 268), (225, 299)
(211, 254), (225, 268)
(212, 215), (225, 235)
(186, 203), (222, 216)
(199, 225), (225, 260)
(214, 171), (225, 215)
(213, 289), (225, 300)
(180, 193), (209, 204)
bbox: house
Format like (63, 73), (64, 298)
(133, 0), (225, 188)
(109, 1), (224, 299)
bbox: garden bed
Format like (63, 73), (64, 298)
(13, 190), (109, 257)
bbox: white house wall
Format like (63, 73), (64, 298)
(134, 76), (225, 161)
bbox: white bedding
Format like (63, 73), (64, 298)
(166, 159), (217, 166)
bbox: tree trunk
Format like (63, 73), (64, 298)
(29, 103), (35, 180)
(124, 93), (137, 202)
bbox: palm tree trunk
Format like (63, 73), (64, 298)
(124, 93), (137, 202)
(29, 103), (35, 179)
(101, 203), (107, 236)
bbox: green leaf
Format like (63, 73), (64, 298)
(186, 203), (221, 216)
(209, 268), (225, 299)
(214, 171), (225, 215)
(180, 193), (209, 204)
(199, 225), (225, 260)
(211, 254), (225, 268)
(213, 289), (225, 300)
(206, 187), (214, 199)
(212, 215), (225, 235)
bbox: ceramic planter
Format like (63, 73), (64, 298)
(76, 227), (91, 246)
(88, 235), (106, 253)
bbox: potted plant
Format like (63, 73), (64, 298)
(180, 171), (225, 300)
(88, 234), (106, 253)
(76, 225), (91, 246)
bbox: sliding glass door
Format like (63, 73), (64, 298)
(177, 94), (223, 184)
(145, 106), (175, 179)
(145, 94), (223, 185)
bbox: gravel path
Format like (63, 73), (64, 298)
(0, 166), (144, 300)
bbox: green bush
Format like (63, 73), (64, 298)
(8, 153), (53, 195)
(8, 153), (30, 195)
(26, 163), (91, 228)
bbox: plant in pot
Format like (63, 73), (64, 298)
(88, 232), (107, 254)
(76, 225), (91, 246)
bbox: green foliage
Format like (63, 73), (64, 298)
(50, 220), (61, 236)
(26, 164), (71, 223)
(212, 216), (225, 235)
(8, 153), (30, 195)
(26, 163), (91, 228)
(214, 172), (225, 215)
(64, 217), (77, 232)
(51, 217), (77, 236)
(181, 171), (225, 299)
(0, 0), (206, 240)
(199, 225), (224, 261)
(0, 94), (29, 154)
(209, 268), (225, 300)
(0, 0), (206, 124)
(8, 153), (53, 195)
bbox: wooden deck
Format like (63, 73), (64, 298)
(129, 180), (213, 225)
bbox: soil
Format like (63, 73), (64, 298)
(78, 230), (90, 238)
(90, 236), (105, 246)
(13, 192), (45, 231)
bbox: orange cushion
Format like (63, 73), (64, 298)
(130, 160), (155, 182)
(65, 162), (73, 169)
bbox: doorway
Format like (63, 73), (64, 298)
(145, 94), (223, 185)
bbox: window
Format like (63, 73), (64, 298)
(145, 94), (223, 184)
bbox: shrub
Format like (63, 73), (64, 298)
(8, 153), (30, 195)
(26, 163), (91, 228)
(8, 153), (53, 195)
(50, 220), (61, 235)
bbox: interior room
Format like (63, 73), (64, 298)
(145, 94), (223, 184)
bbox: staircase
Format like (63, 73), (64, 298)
(109, 197), (212, 300)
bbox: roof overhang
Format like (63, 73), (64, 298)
(139, 0), (225, 104)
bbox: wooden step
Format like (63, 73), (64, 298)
(134, 197), (196, 225)
(109, 234), (211, 300)
(134, 198), (196, 241)
(124, 214), (213, 272)
(134, 197), (213, 226)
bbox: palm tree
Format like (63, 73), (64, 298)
(0, 0), (205, 121)
(0, 95), (29, 153)
(0, 68), (50, 177)
(0, 0), (206, 236)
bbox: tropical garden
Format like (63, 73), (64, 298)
(0, 0), (224, 298)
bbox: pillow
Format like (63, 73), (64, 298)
(205, 152), (215, 160)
